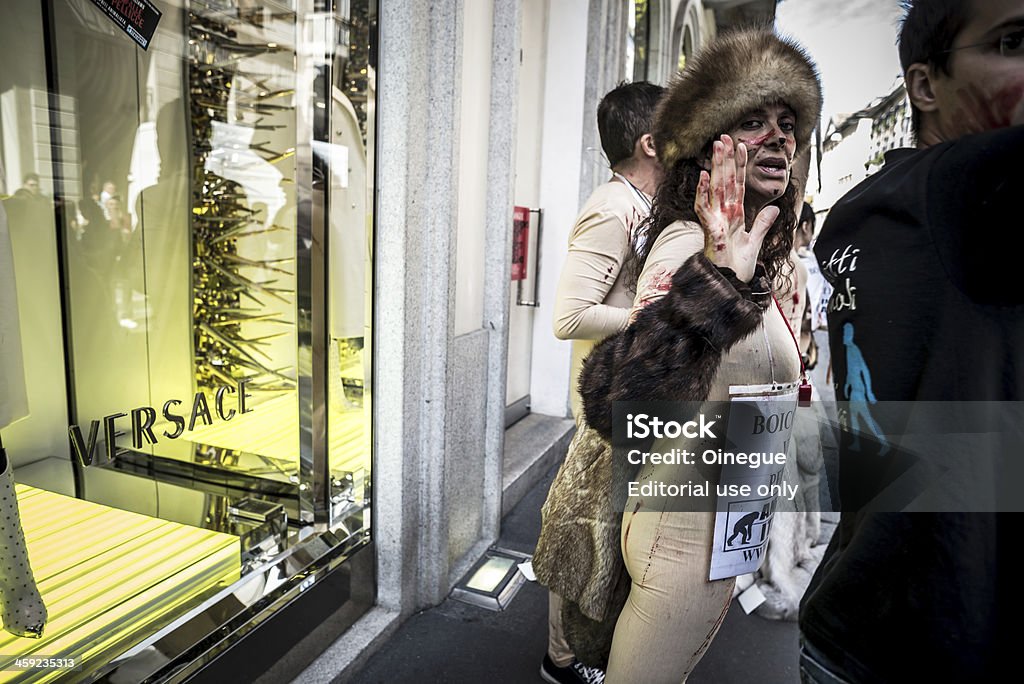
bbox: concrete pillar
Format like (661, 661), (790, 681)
(374, 0), (523, 612)
(375, 0), (463, 611)
(481, 0), (523, 548)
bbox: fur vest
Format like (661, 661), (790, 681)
(533, 252), (771, 668)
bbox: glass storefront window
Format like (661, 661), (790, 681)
(629, 0), (651, 82)
(0, 1), (375, 679)
(679, 25), (693, 72)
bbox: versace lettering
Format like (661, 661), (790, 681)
(67, 379), (254, 466)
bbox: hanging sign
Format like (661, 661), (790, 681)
(89, 0), (162, 50)
(511, 206), (530, 281)
(708, 384), (799, 580)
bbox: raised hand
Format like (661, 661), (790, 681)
(694, 135), (780, 282)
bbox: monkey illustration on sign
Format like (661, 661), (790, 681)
(727, 511), (760, 546)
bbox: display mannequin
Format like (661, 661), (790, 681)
(0, 437), (46, 638)
(329, 85), (369, 407)
(0, 166), (47, 638)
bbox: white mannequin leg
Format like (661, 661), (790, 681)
(0, 442), (47, 638)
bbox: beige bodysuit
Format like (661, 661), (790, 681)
(606, 219), (801, 683)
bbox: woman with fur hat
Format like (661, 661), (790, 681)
(570, 28), (821, 680)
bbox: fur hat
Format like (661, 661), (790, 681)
(654, 29), (822, 168)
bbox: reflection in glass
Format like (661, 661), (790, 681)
(327, 0), (375, 533)
(184, 6), (298, 476)
(41, 2), (302, 485)
(0, 0), (375, 677)
(0, 1), (71, 470)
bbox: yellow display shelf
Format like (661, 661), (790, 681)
(0, 486), (240, 683)
(178, 392), (300, 463)
(329, 409), (371, 477)
(170, 394), (370, 473)
(155, 392), (370, 480)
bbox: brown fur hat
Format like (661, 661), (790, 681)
(654, 28), (822, 168)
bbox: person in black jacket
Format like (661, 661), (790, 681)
(799, 1), (1024, 681)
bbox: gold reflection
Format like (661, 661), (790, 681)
(188, 11), (296, 398)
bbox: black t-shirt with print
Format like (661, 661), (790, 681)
(800, 125), (1024, 682)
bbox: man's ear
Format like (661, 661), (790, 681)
(639, 133), (657, 159)
(905, 62), (940, 115)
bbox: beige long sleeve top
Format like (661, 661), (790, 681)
(631, 220), (802, 402)
(553, 179), (651, 420)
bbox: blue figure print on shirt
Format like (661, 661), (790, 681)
(842, 322), (890, 455)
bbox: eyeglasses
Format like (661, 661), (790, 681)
(939, 26), (1024, 57)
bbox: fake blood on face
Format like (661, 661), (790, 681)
(943, 80), (1024, 139)
(738, 131), (773, 148)
(993, 81), (1024, 128)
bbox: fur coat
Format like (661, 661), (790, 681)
(533, 251), (772, 667)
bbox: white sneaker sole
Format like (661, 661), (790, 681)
(539, 665), (564, 684)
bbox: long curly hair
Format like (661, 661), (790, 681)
(628, 158), (796, 289)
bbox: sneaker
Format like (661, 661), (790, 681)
(540, 654), (606, 684)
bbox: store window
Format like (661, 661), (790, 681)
(679, 25), (693, 71)
(627, 0), (651, 82)
(0, 0), (375, 678)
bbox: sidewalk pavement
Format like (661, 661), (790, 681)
(350, 460), (834, 683)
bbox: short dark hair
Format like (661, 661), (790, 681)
(799, 202), (816, 231)
(597, 81), (665, 168)
(898, 0), (971, 137)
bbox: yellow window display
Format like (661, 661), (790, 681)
(0, 484), (239, 682)
(0, 1), (376, 680)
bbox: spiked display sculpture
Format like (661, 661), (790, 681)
(187, 10), (296, 400)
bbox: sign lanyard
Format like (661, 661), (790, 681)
(772, 294), (813, 406)
(613, 172), (652, 212)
